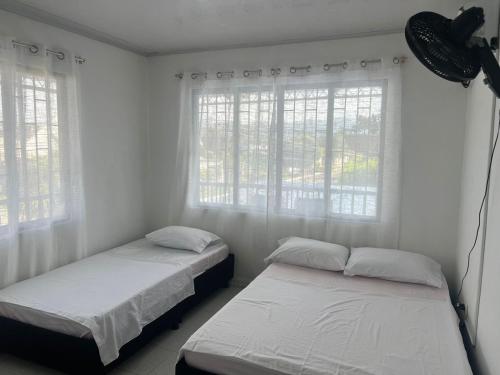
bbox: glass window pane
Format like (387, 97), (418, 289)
(330, 83), (384, 218)
(280, 87), (328, 215)
(238, 89), (274, 209)
(197, 91), (234, 206)
(14, 70), (66, 223)
(191, 80), (385, 221)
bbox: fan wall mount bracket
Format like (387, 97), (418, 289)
(405, 6), (500, 97)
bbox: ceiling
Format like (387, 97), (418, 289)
(1, 0), (462, 56)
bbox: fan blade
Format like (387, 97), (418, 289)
(405, 11), (482, 83)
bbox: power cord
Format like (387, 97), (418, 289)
(456, 112), (500, 302)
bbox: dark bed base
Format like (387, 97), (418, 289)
(0, 254), (234, 375)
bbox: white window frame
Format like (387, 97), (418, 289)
(192, 78), (387, 222)
(0, 66), (70, 231)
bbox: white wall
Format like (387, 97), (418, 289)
(456, 74), (495, 338)
(0, 10), (149, 256)
(460, 78), (500, 375)
(399, 52), (467, 288)
(475, 101), (500, 373)
(454, 1), (500, 373)
(147, 33), (468, 285)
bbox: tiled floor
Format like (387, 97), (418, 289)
(0, 287), (241, 375)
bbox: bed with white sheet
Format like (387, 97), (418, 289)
(0, 238), (233, 373)
(177, 262), (472, 375)
(108, 238), (229, 278)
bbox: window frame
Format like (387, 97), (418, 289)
(192, 78), (388, 222)
(191, 87), (236, 209)
(234, 85), (275, 211)
(0, 65), (71, 232)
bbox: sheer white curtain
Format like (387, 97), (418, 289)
(169, 60), (401, 278)
(0, 38), (86, 288)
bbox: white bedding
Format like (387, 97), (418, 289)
(107, 239), (229, 277)
(0, 239), (229, 365)
(181, 263), (472, 375)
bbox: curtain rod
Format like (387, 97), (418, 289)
(174, 55), (406, 79)
(12, 40), (86, 64)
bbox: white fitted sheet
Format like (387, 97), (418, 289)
(0, 239), (229, 365)
(107, 239), (229, 277)
(181, 263), (471, 375)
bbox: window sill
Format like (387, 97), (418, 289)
(0, 215), (72, 239)
(191, 203), (380, 224)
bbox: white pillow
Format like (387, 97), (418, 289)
(344, 247), (443, 288)
(146, 226), (221, 253)
(264, 237), (349, 272)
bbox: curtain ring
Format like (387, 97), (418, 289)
(360, 60), (367, 68)
(56, 52), (65, 60)
(271, 68), (281, 76)
(216, 71), (234, 79)
(393, 57), (400, 64)
(29, 45), (39, 54)
(323, 62), (348, 71)
(191, 72), (207, 80)
(75, 56), (86, 64)
(243, 69), (263, 78)
(290, 65), (311, 74)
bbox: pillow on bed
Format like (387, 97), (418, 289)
(344, 247), (443, 288)
(264, 237), (349, 272)
(146, 226), (221, 253)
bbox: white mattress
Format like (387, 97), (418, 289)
(0, 239), (229, 365)
(107, 238), (229, 277)
(181, 263), (472, 375)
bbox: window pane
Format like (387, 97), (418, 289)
(281, 87), (328, 215)
(197, 92), (234, 206)
(238, 89), (274, 208)
(15, 70), (66, 223)
(331, 84), (383, 218)
(192, 80), (385, 221)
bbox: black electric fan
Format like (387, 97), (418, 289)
(406, 7), (500, 307)
(405, 6), (500, 97)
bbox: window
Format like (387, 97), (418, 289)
(330, 85), (384, 218)
(197, 91), (235, 206)
(281, 87), (329, 215)
(238, 89), (274, 208)
(193, 80), (386, 220)
(0, 68), (67, 227)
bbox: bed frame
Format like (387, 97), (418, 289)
(0, 253), (234, 375)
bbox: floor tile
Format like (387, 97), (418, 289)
(148, 349), (179, 375)
(113, 341), (169, 374)
(0, 354), (65, 375)
(153, 322), (196, 351)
